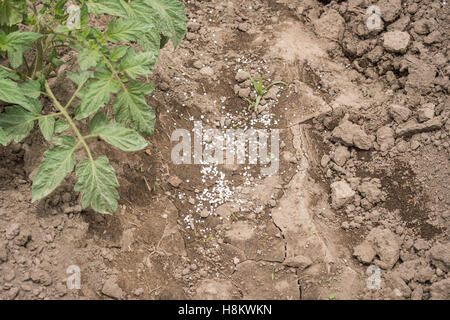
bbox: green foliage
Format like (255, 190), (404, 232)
(243, 72), (288, 113)
(0, 0), (187, 214)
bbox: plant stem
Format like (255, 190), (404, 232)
(64, 78), (89, 110)
(45, 81), (94, 162)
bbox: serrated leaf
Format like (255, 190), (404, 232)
(66, 70), (93, 86)
(53, 135), (75, 147)
(54, 120), (69, 133)
(108, 45), (128, 62)
(75, 70), (120, 119)
(0, 106), (35, 143)
(89, 112), (148, 151)
(78, 47), (102, 70)
(39, 116), (55, 141)
(0, 0), (27, 27)
(74, 156), (119, 214)
(21, 80), (41, 99)
(80, 2), (89, 27)
(0, 76), (32, 108)
(144, 0), (186, 48)
(119, 49), (155, 79)
(32, 137), (76, 202)
(7, 47), (23, 68)
(106, 18), (148, 43)
(113, 81), (155, 136)
(0, 30), (41, 68)
(87, 0), (130, 17)
(0, 30), (42, 51)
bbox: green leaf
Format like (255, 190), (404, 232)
(87, 0), (131, 17)
(75, 70), (120, 119)
(54, 120), (69, 133)
(113, 81), (155, 136)
(0, 106), (35, 143)
(0, 74), (32, 108)
(7, 47), (23, 68)
(78, 47), (102, 70)
(21, 80), (41, 99)
(31, 137), (76, 202)
(66, 70), (93, 86)
(0, 0), (27, 27)
(38, 116), (55, 141)
(89, 112), (148, 152)
(74, 156), (119, 214)
(119, 48), (155, 79)
(144, 0), (187, 48)
(53, 135), (75, 147)
(0, 30), (41, 68)
(0, 126), (8, 146)
(106, 18), (148, 43)
(108, 45), (128, 62)
(80, 2), (89, 27)
(0, 30), (42, 51)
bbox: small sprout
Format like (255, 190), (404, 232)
(242, 72), (288, 113)
(205, 234), (213, 242)
(231, 212), (238, 220)
(271, 267), (275, 281)
(328, 293), (335, 300)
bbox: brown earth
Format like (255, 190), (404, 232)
(0, 0), (449, 300)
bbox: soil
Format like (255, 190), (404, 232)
(1, 0), (449, 300)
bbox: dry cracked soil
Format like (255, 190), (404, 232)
(0, 0), (449, 300)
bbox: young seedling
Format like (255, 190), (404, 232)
(243, 72), (288, 113)
(0, 0), (187, 214)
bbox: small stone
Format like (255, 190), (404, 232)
(187, 22), (200, 32)
(330, 180), (355, 209)
(102, 277), (124, 300)
(389, 104), (411, 123)
(199, 209), (209, 218)
(284, 255), (313, 271)
(199, 66), (214, 77)
(353, 242), (376, 264)
(168, 175), (183, 188)
(0, 241), (8, 263)
(193, 61), (203, 69)
(320, 155), (330, 168)
(411, 287), (423, 300)
(413, 239), (429, 251)
(133, 288), (144, 296)
(238, 87), (251, 99)
(332, 146), (350, 166)
(430, 278), (450, 300)
(376, 126), (395, 151)
(417, 103), (435, 122)
(313, 9), (345, 41)
(5, 223), (20, 240)
(366, 228), (400, 269)
(383, 31), (410, 53)
(396, 118), (443, 137)
(353, 131), (373, 150)
(235, 71), (248, 83)
(377, 0), (402, 22)
(332, 119), (372, 150)
(429, 243), (450, 272)
(358, 180), (383, 204)
(4, 267), (16, 282)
